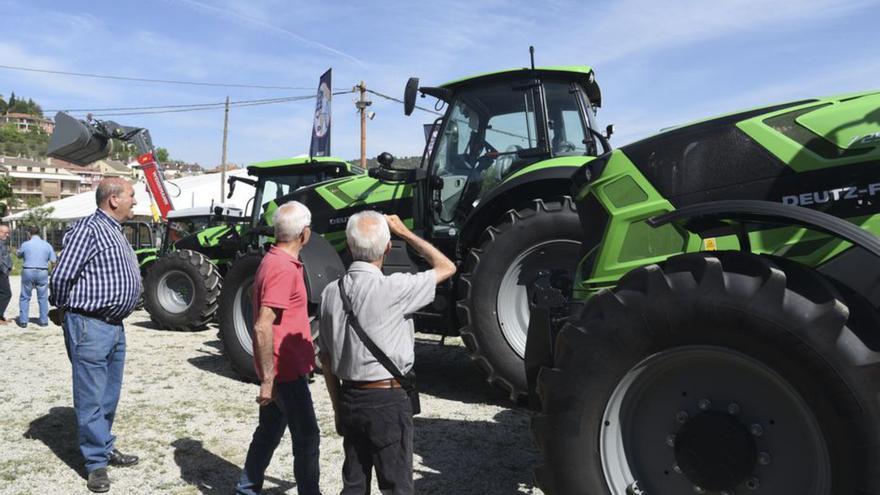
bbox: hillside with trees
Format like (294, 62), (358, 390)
(0, 92), (43, 116)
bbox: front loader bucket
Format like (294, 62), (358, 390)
(47, 112), (112, 166)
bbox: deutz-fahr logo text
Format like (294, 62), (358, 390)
(783, 183), (880, 206)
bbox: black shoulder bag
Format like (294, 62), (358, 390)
(337, 278), (420, 415)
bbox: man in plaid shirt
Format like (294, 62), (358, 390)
(49, 178), (143, 493)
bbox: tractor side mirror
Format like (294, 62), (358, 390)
(605, 124), (615, 140)
(227, 176), (236, 199)
(47, 112), (112, 165)
(404, 78), (419, 116)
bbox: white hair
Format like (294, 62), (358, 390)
(346, 211), (390, 262)
(273, 201), (311, 241)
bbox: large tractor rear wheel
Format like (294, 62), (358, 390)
(532, 252), (880, 495)
(217, 254), (261, 382)
(142, 249), (221, 331)
(218, 254), (322, 382)
(458, 197), (581, 401)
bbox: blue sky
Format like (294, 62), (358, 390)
(0, 0), (877, 167)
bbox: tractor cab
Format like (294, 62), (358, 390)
(393, 66), (607, 236)
(230, 156), (362, 232)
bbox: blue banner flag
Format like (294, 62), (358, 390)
(309, 69), (332, 157)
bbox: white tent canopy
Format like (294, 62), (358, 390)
(4, 169), (255, 222)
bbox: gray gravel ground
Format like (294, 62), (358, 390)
(0, 276), (545, 494)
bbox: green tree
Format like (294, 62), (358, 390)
(21, 205), (56, 232)
(155, 147), (169, 162)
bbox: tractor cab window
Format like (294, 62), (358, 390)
(544, 82), (593, 156)
(430, 81), (541, 226)
(259, 170), (335, 212)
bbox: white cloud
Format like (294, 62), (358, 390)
(161, 0), (364, 65)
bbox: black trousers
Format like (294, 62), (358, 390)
(0, 272), (11, 320)
(338, 388), (413, 495)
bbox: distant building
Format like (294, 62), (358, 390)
(0, 113), (54, 133)
(0, 156), (81, 213)
(94, 159), (134, 180)
(162, 161), (204, 179)
(48, 157), (104, 192)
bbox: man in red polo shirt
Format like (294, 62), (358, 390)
(236, 201), (321, 495)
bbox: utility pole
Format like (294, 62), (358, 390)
(354, 81), (371, 168)
(220, 95), (229, 199)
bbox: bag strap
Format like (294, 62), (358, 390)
(337, 278), (412, 389)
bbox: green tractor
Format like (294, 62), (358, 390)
(526, 90), (880, 494)
(142, 157), (360, 331)
(138, 204), (247, 329)
(217, 65), (610, 390)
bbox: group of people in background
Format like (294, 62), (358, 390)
(13, 176), (456, 495)
(0, 222), (58, 328)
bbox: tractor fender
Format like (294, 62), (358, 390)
(647, 199), (880, 258)
(457, 166), (579, 254)
(300, 233), (346, 306)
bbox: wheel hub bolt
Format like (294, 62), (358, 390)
(676, 411), (689, 423)
(750, 424), (764, 437)
(727, 402), (741, 415)
(666, 434), (676, 447)
(757, 452), (772, 466)
(693, 485), (705, 494)
(673, 464), (682, 474)
(698, 398), (712, 411)
(746, 477), (760, 490)
(721, 491), (735, 495)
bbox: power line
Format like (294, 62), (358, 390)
(366, 89), (443, 116)
(0, 63), (349, 91)
(45, 90), (355, 116)
(89, 95), (317, 117)
(45, 95), (309, 113)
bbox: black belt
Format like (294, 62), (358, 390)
(68, 309), (124, 326)
(23, 267), (48, 270)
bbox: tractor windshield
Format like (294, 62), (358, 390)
(431, 79), (593, 224)
(258, 170), (340, 213)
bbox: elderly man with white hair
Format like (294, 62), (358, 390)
(235, 201), (321, 495)
(318, 211), (456, 495)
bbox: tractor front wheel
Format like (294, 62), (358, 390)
(142, 249), (221, 331)
(532, 252), (880, 495)
(458, 197), (581, 401)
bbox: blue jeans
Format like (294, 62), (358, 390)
(236, 376), (321, 495)
(62, 312), (126, 473)
(19, 268), (49, 325)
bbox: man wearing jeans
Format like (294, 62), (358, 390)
(17, 226), (56, 328)
(0, 224), (12, 324)
(49, 178), (142, 493)
(236, 201), (321, 495)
